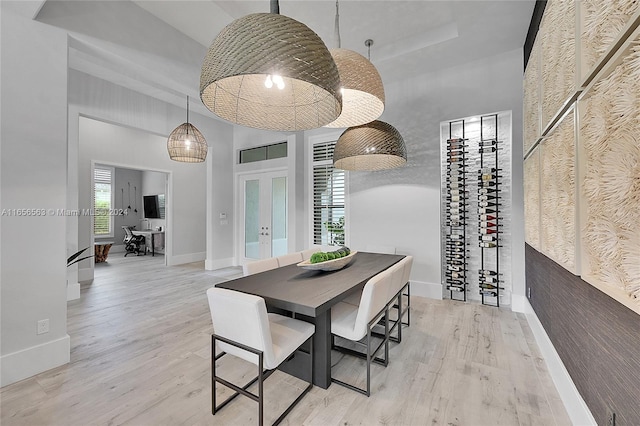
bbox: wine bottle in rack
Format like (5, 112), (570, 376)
(479, 276), (500, 284)
(479, 228), (499, 235)
(447, 163), (468, 169)
(479, 146), (502, 153)
(479, 290), (498, 297)
(479, 167), (501, 174)
(479, 181), (498, 187)
(445, 253), (467, 258)
(478, 195), (498, 201)
(479, 222), (498, 228)
(445, 247), (467, 253)
(479, 241), (497, 248)
(479, 235), (498, 242)
(478, 208), (496, 214)
(478, 201), (499, 208)
(479, 140), (497, 147)
(479, 187), (498, 194)
(447, 285), (466, 293)
(447, 148), (466, 154)
(447, 243), (467, 249)
(479, 174), (502, 181)
(447, 216), (465, 222)
(479, 284), (504, 291)
(479, 214), (497, 221)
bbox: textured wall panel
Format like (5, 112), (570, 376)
(524, 148), (540, 250)
(523, 39), (540, 153)
(540, 109), (576, 273)
(580, 0), (640, 80)
(580, 38), (640, 313)
(540, 0), (576, 129)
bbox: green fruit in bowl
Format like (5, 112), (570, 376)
(327, 252), (336, 260)
(310, 252), (326, 264)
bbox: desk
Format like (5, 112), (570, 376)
(131, 229), (164, 256)
(94, 242), (113, 263)
(217, 251), (404, 389)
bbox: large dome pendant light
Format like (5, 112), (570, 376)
(167, 96), (208, 163)
(333, 120), (407, 171)
(200, 0), (342, 132)
(325, 2), (385, 128)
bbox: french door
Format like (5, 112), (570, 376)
(239, 170), (288, 263)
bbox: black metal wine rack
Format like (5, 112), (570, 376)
(445, 123), (468, 301)
(478, 114), (502, 307)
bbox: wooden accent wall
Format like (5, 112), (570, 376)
(526, 244), (640, 425)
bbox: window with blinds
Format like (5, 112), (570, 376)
(94, 167), (113, 236)
(312, 140), (345, 246)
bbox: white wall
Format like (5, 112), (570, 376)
(141, 170), (167, 232)
(0, 1), (70, 386)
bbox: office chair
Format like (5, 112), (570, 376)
(122, 226), (145, 257)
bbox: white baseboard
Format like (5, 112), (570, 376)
(168, 251), (206, 266)
(78, 267), (93, 282)
(511, 294), (527, 313)
(108, 244), (125, 254)
(1, 335), (70, 387)
(205, 257), (235, 271)
(410, 280), (443, 300)
(522, 299), (596, 426)
(67, 282), (80, 301)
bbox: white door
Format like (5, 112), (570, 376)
(239, 171), (288, 263)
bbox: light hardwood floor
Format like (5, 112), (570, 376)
(1, 253), (571, 425)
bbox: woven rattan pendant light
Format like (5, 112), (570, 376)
(167, 96), (208, 163)
(325, 2), (384, 128)
(333, 120), (407, 171)
(200, 0), (342, 131)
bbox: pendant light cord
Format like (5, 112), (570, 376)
(270, 0), (279, 14)
(334, 0), (341, 48)
(186, 96), (190, 134)
(365, 39), (373, 61)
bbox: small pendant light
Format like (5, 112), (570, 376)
(167, 96), (208, 163)
(200, 0), (342, 131)
(333, 120), (407, 171)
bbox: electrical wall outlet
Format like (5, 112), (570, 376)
(527, 287), (531, 298)
(37, 319), (50, 335)
(607, 410), (616, 426)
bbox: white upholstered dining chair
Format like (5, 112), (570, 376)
(206, 287), (315, 426)
(243, 257), (279, 276)
(276, 252), (303, 267)
(330, 270), (392, 396)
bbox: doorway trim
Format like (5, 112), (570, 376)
(234, 166), (288, 266)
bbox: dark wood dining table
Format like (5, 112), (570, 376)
(216, 251), (405, 389)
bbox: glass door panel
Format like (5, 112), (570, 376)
(271, 177), (287, 257)
(244, 179), (260, 259)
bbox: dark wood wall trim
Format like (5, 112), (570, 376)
(525, 244), (640, 426)
(524, 0), (547, 69)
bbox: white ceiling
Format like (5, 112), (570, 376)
(36, 0), (535, 119)
(133, 0), (535, 76)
